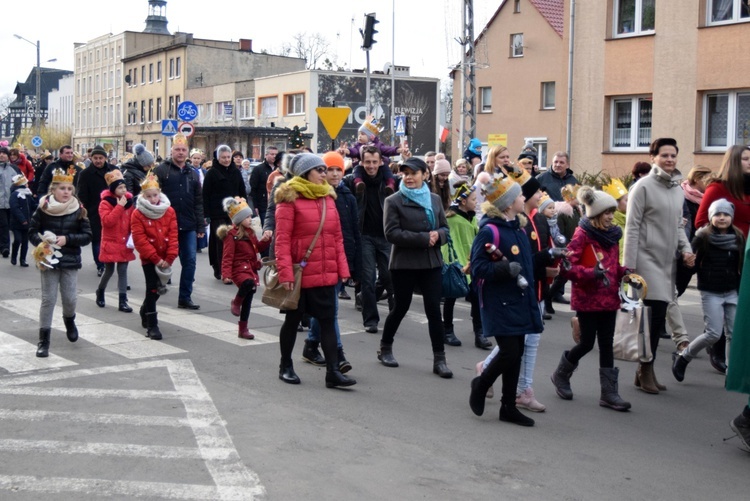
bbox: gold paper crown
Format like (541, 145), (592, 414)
(507, 166), (532, 186)
(602, 178), (628, 201)
(561, 184), (581, 202)
(483, 175), (519, 204)
(173, 133), (189, 146)
(223, 197), (251, 221)
(140, 170), (160, 191)
(52, 166), (76, 184)
(12, 174), (28, 186)
(361, 117), (384, 137)
(104, 169), (124, 186)
(537, 193), (552, 208)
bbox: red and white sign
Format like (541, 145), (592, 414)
(178, 122), (196, 138)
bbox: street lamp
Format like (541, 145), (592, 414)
(14, 34), (41, 136)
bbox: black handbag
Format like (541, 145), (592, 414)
(441, 235), (470, 299)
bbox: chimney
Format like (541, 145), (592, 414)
(239, 39), (253, 52)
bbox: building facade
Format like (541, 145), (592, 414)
(48, 73), (75, 132)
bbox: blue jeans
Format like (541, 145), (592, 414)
(308, 290), (343, 348)
(91, 241), (103, 270)
(177, 230), (197, 302)
(360, 234), (392, 328)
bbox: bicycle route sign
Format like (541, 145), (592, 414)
(177, 101), (198, 122)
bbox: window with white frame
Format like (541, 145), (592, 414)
(260, 97), (278, 118)
(157, 61), (162, 81)
(286, 93), (305, 115)
(542, 82), (556, 109)
(614, 0), (655, 37)
(704, 91), (750, 149)
(169, 58), (174, 79)
(156, 98), (162, 121)
(237, 98), (255, 119)
(708, 0), (750, 24)
(480, 87), (492, 112)
(141, 65), (146, 85)
(195, 104), (204, 122)
(116, 69), (121, 88)
(175, 57), (182, 78)
(525, 137), (547, 168)
(216, 101), (233, 121)
(149, 63), (153, 83)
(611, 96), (652, 150)
(510, 33), (524, 57)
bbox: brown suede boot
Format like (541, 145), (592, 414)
(634, 362), (660, 394)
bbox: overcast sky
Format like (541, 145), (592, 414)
(2, 0), (499, 100)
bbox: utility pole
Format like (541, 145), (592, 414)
(457, 0), (476, 156)
(361, 13), (379, 116)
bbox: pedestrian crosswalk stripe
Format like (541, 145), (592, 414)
(0, 331), (77, 373)
(0, 299), (186, 359)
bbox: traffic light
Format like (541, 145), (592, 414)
(361, 13), (379, 50)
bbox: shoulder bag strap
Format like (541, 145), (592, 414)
(301, 197), (327, 264)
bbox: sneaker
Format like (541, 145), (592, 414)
(730, 413), (750, 452)
(365, 325), (378, 334)
(516, 388), (546, 412)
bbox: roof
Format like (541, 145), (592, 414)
(530, 0), (564, 37)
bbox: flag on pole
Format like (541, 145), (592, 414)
(439, 125), (449, 143)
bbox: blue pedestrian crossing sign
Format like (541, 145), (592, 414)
(394, 115), (406, 137)
(161, 119), (178, 137)
(31, 136), (43, 147)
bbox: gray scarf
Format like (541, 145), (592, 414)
(709, 233), (738, 251)
(136, 193), (171, 219)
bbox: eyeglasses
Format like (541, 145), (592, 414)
(314, 166), (327, 174)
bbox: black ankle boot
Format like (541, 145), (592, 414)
(279, 362), (301, 384)
(377, 343), (398, 367)
(118, 293), (133, 313)
(325, 364), (357, 388)
(337, 347), (352, 374)
(63, 315), (78, 342)
(433, 351), (453, 378)
(499, 403), (535, 427)
(301, 339), (326, 366)
(145, 313), (162, 340)
(36, 328), (51, 357)
(95, 288), (106, 307)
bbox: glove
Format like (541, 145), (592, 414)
(594, 267), (607, 281)
(509, 261), (522, 278)
(549, 247), (567, 259)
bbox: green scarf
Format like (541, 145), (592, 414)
(286, 177), (333, 199)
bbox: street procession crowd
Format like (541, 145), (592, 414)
(1, 118), (749, 445)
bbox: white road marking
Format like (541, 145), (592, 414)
(0, 298), (186, 359)
(0, 331), (77, 373)
(0, 409), (199, 428)
(0, 359), (265, 499)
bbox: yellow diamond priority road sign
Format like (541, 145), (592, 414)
(316, 107), (351, 140)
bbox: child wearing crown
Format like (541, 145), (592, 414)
(216, 197), (271, 339)
(9, 173), (36, 267)
(28, 166), (92, 358)
(130, 171), (178, 341)
(95, 170), (136, 313)
(338, 116), (407, 195)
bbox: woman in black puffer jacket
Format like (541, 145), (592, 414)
(28, 167), (92, 358)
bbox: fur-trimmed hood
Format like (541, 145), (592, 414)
(481, 201), (527, 227)
(274, 180), (337, 204)
(216, 223), (233, 240)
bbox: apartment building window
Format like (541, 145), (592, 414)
(510, 33), (524, 57)
(156, 98), (162, 121)
(102, 106), (107, 127)
(709, 0), (750, 24)
(514, 0), (521, 13)
(157, 61), (162, 81)
(116, 69), (121, 88)
(104, 48), (108, 59)
(175, 57), (182, 78)
(140, 100), (146, 124)
(611, 96), (652, 150)
(88, 77), (92, 94)
(110, 105), (114, 127)
(286, 93), (305, 115)
(216, 101), (233, 121)
(127, 69), (132, 87)
(175, 95), (181, 109)
(525, 137), (548, 168)
(237, 99), (255, 119)
(541, 82), (556, 109)
(168, 96), (175, 118)
(95, 107), (99, 127)
(479, 87), (492, 112)
(614, 0), (655, 36)
(169, 58), (174, 79)
(109, 70), (114, 89)
(260, 97), (278, 118)
(704, 91), (750, 149)
(149, 64), (154, 83)
(96, 49), (100, 62)
(116, 45), (121, 60)
(141, 65), (146, 85)
(133, 68), (137, 86)
(116, 103), (121, 126)
(148, 99), (154, 123)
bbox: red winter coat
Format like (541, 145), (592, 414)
(131, 204), (179, 266)
(98, 190), (135, 263)
(562, 226), (626, 312)
(13, 153), (35, 182)
(695, 181), (750, 238)
(220, 226), (270, 287)
(273, 182), (350, 288)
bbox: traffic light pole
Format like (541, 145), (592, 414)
(365, 50), (371, 116)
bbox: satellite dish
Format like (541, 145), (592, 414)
(383, 62), (392, 74)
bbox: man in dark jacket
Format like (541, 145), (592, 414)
(535, 151), (577, 202)
(122, 143), (155, 198)
(153, 134), (205, 309)
(249, 146), (277, 226)
(36, 145), (81, 197)
(76, 145), (114, 275)
(0, 147), (22, 257)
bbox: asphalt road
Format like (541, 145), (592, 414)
(0, 249), (748, 500)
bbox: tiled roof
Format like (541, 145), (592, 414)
(530, 0), (565, 37)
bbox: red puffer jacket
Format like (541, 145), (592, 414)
(273, 182), (350, 288)
(98, 190), (135, 263)
(13, 153), (35, 181)
(562, 226), (626, 312)
(219, 226), (271, 287)
(131, 205), (179, 266)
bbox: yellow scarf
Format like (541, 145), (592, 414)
(286, 177), (333, 199)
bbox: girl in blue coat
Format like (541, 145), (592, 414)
(469, 175), (543, 427)
(9, 174), (35, 266)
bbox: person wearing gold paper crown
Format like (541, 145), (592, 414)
(9, 173), (36, 266)
(216, 197), (271, 340)
(95, 170), (136, 312)
(1, 145), (23, 258)
(153, 133), (205, 310)
(603, 178), (629, 262)
(28, 166), (92, 358)
(130, 171), (178, 341)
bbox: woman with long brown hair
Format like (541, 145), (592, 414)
(483, 145), (512, 177)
